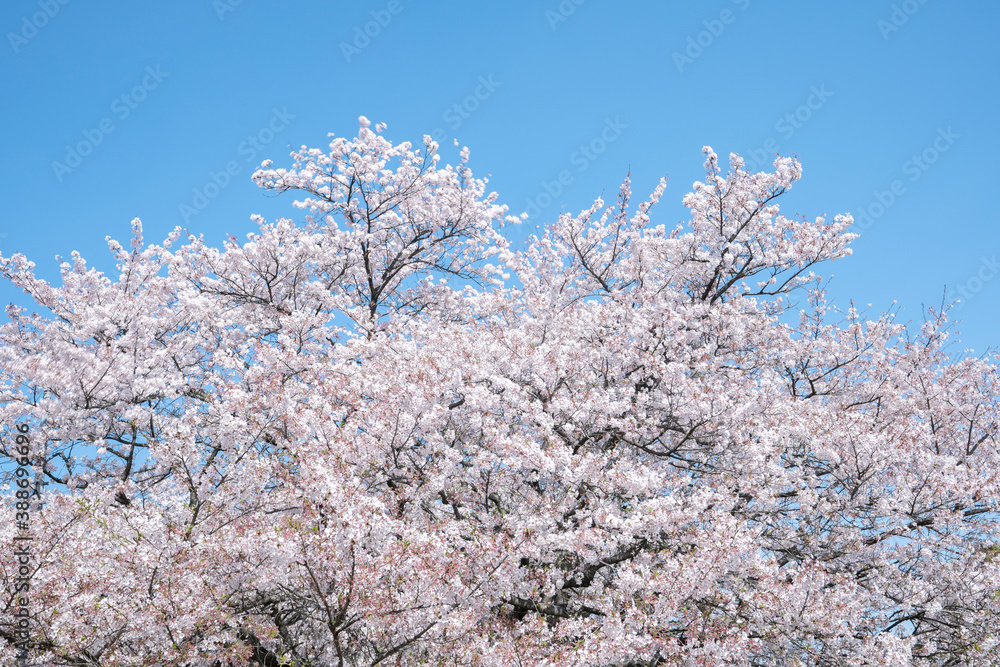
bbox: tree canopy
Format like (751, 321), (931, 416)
(1, 118), (998, 666)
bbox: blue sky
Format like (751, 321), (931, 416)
(1, 0), (998, 354)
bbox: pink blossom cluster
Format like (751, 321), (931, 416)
(1, 119), (997, 666)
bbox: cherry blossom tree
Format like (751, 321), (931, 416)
(0, 118), (998, 666)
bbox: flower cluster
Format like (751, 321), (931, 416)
(0, 120), (997, 666)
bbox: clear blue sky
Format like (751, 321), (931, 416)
(2, 1), (998, 354)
